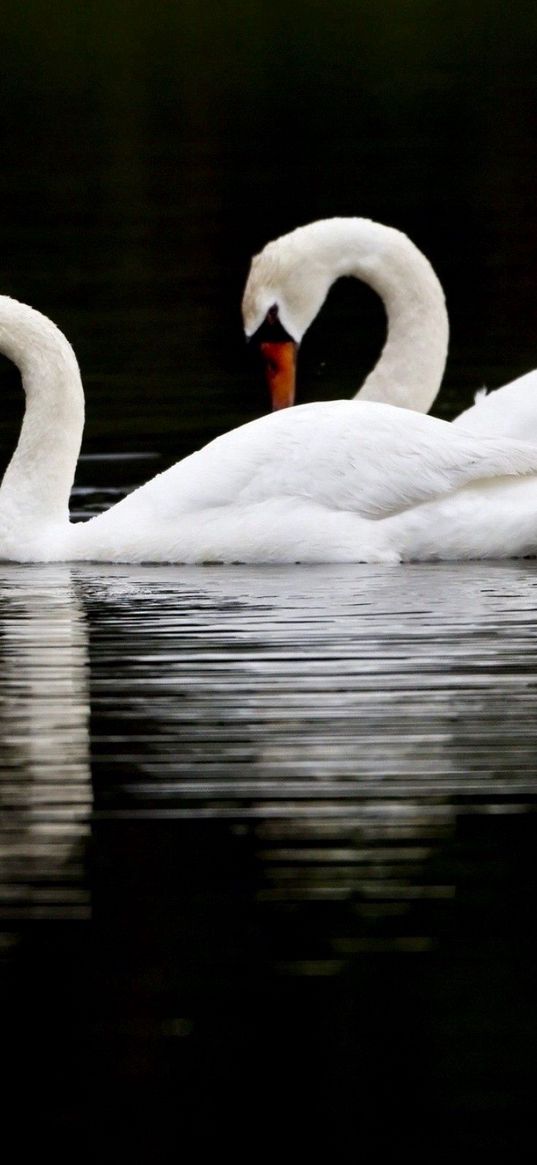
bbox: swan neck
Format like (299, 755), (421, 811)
(0, 299), (84, 547)
(298, 219), (449, 412)
(344, 224), (449, 411)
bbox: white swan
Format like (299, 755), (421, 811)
(3, 262), (537, 562)
(246, 216), (537, 442)
(242, 216), (449, 414)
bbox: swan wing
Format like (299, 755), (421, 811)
(88, 400), (537, 527)
(453, 370), (537, 441)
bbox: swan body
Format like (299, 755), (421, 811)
(2, 221), (537, 565)
(60, 400), (537, 563)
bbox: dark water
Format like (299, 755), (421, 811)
(2, 2), (537, 1152)
(2, 557), (537, 1150)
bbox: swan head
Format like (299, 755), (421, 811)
(243, 216), (450, 415)
(242, 228), (333, 409)
(245, 303), (298, 410)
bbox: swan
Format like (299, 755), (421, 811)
(245, 216), (537, 442)
(3, 286), (537, 564)
(242, 217), (449, 414)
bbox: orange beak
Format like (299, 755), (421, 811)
(260, 340), (298, 410)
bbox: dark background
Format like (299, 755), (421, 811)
(0, 0), (537, 472)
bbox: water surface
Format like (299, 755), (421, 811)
(2, 558), (536, 1150)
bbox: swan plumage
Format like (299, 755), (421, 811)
(62, 400), (537, 563)
(452, 370), (537, 441)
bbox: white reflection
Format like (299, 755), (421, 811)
(0, 564), (91, 921)
(29, 558), (534, 972)
(69, 560), (537, 944)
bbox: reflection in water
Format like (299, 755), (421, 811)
(80, 561), (537, 959)
(2, 559), (537, 1147)
(0, 566), (91, 923)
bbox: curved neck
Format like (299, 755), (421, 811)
(0, 297), (84, 540)
(353, 223), (449, 410)
(295, 219), (449, 412)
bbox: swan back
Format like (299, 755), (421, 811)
(453, 371), (537, 441)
